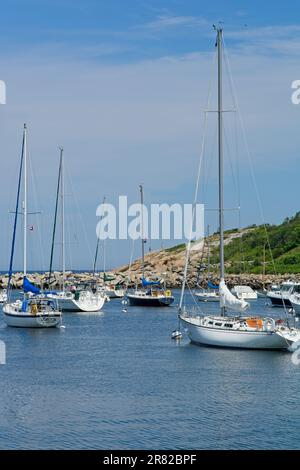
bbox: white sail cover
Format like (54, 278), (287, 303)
(219, 280), (249, 312)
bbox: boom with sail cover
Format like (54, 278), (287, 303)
(141, 278), (162, 288)
(219, 280), (249, 312)
(23, 277), (41, 295)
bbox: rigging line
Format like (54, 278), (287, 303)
(48, 151), (62, 285)
(202, 119), (218, 204)
(222, 37), (244, 274)
(7, 127), (25, 296)
(223, 37), (291, 320)
(223, 123), (245, 274)
(202, 47), (218, 202)
(66, 166), (94, 271)
(179, 44), (218, 314)
(187, 280), (204, 314)
(223, 124), (239, 201)
(222, 39), (275, 269)
(27, 146), (45, 275)
(125, 238), (136, 293)
(93, 196), (106, 276)
(196, 236), (207, 286)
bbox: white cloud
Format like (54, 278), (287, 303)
(134, 14), (211, 32)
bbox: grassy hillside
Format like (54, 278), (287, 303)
(164, 212), (300, 275)
(217, 212), (300, 274)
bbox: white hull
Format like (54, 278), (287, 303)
(180, 315), (292, 350)
(3, 304), (61, 328)
(195, 292), (219, 302)
(231, 286), (258, 300)
(105, 289), (125, 299)
(48, 292), (106, 312)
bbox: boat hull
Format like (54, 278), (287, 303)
(105, 289), (125, 299)
(3, 306), (61, 328)
(267, 294), (291, 307)
(57, 296), (105, 312)
(180, 316), (289, 350)
(195, 293), (219, 302)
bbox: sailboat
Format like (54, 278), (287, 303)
(3, 124), (61, 328)
(178, 29), (300, 350)
(46, 148), (107, 312)
(127, 185), (174, 307)
(195, 225), (220, 302)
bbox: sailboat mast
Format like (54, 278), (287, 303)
(93, 196), (106, 277)
(139, 184), (145, 280)
(23, 124), (27, 279)
(217, 28), (225, 315)
(60, 147), (65, 292)
(48, 149), (62, 285)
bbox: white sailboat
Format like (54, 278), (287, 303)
(178, 29), (300, 350)
(46, 148), (107, 312)
(3, 124), (61, 328)
(127, 185), (174, 307)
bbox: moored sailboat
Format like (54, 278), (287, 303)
(178, 29), (300, 350)
(127, 185), (174, 307)
(46, 148), (107, 312)
(3, 124), (61, 328)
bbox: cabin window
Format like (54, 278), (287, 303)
(224, 323), (233, 328)
(215, 322), (222, 326)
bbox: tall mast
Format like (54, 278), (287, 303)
(23, 124), (27, 279)
(217, 28), (225, 316)
(93, 196), (106, 277)
(60, 147), (65, 292)
(139, 184), (145, 280)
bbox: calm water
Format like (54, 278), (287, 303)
(0, 291), (299, 450)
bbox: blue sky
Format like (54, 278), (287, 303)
(0, 0), (300, 270)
